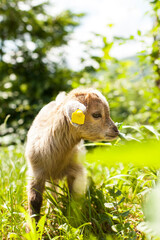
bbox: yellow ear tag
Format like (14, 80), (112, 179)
(71, 109), (85, 125)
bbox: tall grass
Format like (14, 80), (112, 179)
(0, 146), (27, 239)
(0, 125), (160, 239)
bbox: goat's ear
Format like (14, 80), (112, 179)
(65, 100), (86, 126)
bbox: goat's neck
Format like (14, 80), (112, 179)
(52, 115), (81, 154)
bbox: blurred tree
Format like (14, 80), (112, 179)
(150, 0), (160, 88)
(0, 0), (83, 142)
(136, 0), (160, 125)
(69, 0), (160, 127)
(71, 33), (147, 124)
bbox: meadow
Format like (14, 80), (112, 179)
(1, 125), (160, 239)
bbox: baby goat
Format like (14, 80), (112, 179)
(25, 88), (119, 221)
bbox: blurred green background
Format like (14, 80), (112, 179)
(0, 0), (159, 144)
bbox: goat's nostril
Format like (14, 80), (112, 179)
(113, 126), (119, 133)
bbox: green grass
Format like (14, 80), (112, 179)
(0, 146), (27, 239)
(1, 136), (160, 239)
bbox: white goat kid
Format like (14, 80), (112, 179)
(25, 88), (119, 222)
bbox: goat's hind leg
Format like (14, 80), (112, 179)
(28, 176), (45, 223)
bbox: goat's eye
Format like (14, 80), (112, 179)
(92, 113), (102, 119)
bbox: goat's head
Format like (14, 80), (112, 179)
(65, 89), (119, 142)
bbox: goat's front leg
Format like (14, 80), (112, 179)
(28, 177), (45, 222)
(67, 164), (87, 196)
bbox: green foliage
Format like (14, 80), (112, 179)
(74, 31), (160, 127)
(87, 141), (160, 169)
(0, 0), (84, 142)
(23, 211), (46, 240)
(69, 1), (160, 130)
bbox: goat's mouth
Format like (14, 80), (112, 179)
(105, 134), (118, 141)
